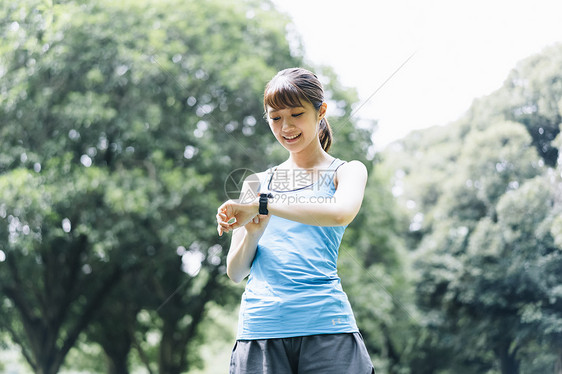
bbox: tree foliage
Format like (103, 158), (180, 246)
(0, 0), (385, 372)
(384, 44), (562, 374)
(0, 0), (300, 372)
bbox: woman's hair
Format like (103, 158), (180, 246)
(263, 68), (333, 152)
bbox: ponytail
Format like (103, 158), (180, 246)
(319, 117), (332, 152)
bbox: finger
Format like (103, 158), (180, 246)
(217, 202), (229, 214)
(217, 210), (231, 223)
(253, 216), (259, 224)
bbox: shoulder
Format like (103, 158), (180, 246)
(241, 166), (276, 192)
(336, 159), (368, 177)
(334, 159), (368, 187)
(235, 170), (271, 203)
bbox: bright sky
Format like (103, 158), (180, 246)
(273, 0), (562, 148)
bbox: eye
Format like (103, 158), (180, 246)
(292, 112), (304, 117)
(270, 117), (281, 121)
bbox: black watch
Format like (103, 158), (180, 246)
(259, 193), (273, 215)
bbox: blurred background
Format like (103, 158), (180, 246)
(1, 0), (561, 373)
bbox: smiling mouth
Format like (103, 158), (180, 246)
(283, 133), (301, 141)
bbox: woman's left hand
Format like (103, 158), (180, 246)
(216, 198), (260, 236)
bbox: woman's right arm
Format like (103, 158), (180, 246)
(220, 174), (270, 283)
(226, 226), (261, 283)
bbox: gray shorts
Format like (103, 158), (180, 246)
(229, 332), (375, 374)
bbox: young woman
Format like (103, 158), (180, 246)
(216, 68), (374, 374)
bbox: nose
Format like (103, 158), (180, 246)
(281, 117), (293, 130)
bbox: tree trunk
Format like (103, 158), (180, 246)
(106, 353), (130, 374)
(36, 356), (62, 374)
(157, 265), (221, 374)
(496, 341), (520, 374)
(555, 346), (562, 374)
(500, 356), (519, 374)
(159, 316), (191, 374)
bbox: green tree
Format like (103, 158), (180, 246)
(542, 123), (562, 374)
(0, 162), (128, 374)
(1, 0), (382, 372)
(383, 45), (562, 373)
(410, 122), (543, 373)
(462, 176), (558, 373)
(0, 0), (300, 372)
(502, 44), (562, 166)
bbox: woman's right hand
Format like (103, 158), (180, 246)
(217, 172), (271, 236)
(216, 199), (271, 236)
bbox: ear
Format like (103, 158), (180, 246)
(318, 102), (327, 120)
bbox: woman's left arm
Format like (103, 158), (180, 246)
(217, 160), (368, 231)
(268, 160), (368, 226)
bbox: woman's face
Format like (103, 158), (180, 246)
(266, 100), (326, 153)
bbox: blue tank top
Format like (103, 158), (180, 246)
(237, 158), (359, 340)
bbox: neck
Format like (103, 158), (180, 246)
(287, 140), (331, 169)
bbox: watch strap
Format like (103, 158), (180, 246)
(259, 193), (273, 215)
